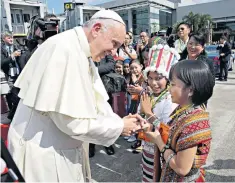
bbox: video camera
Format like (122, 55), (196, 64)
(34, 17), (60, 40)
(26, 15), (59, 51)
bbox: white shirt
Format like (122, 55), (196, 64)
(118, 45), (137, 60)
(174, 38), (189, 54)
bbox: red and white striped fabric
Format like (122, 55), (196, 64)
(143, 44), (180, 79)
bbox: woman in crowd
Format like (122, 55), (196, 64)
(139, 43), (179, 182)
(119, 33), (137, 60)
(143, 60), (215, 182)
(180, 33), (215, 77)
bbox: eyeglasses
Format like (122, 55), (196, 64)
(178, 27), (185, 32)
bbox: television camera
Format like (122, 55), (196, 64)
(26, 15), (60, 50)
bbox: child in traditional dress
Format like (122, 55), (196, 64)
(139, 43), (180, 182)
(143, 60), (215, 182)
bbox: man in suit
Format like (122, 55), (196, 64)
(1, 31), (21, 120)
(217, 35), (232, 81)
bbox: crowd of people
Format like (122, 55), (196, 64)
(0, 9), (232, 182)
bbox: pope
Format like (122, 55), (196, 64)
(7, 10), (145, 182)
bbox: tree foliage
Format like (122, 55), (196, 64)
(173, 11), (213, 34)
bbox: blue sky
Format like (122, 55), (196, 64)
(47, 0), (219, 14)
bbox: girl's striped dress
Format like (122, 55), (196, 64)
(141, 93), (177, 182)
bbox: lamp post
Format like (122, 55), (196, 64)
(206, 20), (212, 44)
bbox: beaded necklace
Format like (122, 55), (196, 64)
(150, 88), (169, 110)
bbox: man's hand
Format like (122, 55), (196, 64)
(137, 41), (144, 51)
(220, 53), (225, 57)
(122, 114), (146, 136)
(12, 50), (21, 57)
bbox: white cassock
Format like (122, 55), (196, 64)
(7, 26), (124, 182)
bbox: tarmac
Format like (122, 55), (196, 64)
(1, 69), (235, 182)
(90, 69), (235, 182)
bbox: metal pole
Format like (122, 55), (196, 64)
(73, 0), (77, 27)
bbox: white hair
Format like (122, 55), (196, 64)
(83, 18), (123, 31)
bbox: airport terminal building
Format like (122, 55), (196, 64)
(97, 0), (179, 35)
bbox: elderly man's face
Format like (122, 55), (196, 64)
(140, 32), (148, 44)
(90, 22), (126, 61)
(3, 36), (13, 45)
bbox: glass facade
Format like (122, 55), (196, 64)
(132, 6), (149, 35)
(159, 10), (172, 30)
(116, 4), (174, 35)
(215, 21), (235, 31)
(118, 10), (128, 31)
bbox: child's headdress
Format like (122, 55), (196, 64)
(143, 44), (180, 79)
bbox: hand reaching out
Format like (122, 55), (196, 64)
(122, 113), (147, 136)
(127, 85), (143, 95)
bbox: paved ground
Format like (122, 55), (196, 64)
(1, 69), (235, 182)
(89, 69), (235, 182)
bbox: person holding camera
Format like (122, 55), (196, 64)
(1, 31), (21, 120)
(19, 14), (59, 70)
(118, 33), (137, 61)
(136, 32), (149, 69)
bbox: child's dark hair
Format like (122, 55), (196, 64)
(116, 60), (123, 66)
(169, 59), (215, 106)
(189, 33), (207, 47)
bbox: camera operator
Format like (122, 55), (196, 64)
(19, 14), (59, 70)
(1, 31), (21, 120)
